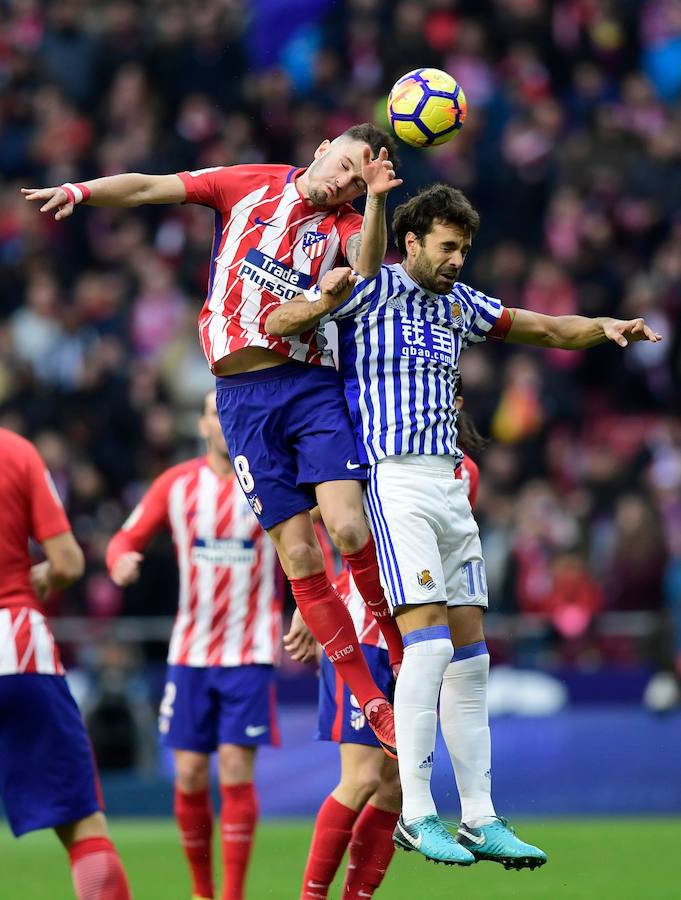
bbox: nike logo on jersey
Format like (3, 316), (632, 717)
(346, 460), (361, 470)
(397, 821), (422, 849)
(254, 216), (276, 227)
(245, 724), (268, 737)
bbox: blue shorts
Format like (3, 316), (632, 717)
(0, 674), (102, 836)
(316, 645), (393, 747)
(216, 362), (365, 530)
(159, 664), (280, 753)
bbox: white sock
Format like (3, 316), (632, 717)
(440, 641), (496, 827)
(394, 624), (454, 824)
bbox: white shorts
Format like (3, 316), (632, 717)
(364, 455), (488, 611)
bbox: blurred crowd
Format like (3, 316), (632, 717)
(1, 0), (680, 681)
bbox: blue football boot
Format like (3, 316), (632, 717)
(456, 817), (547, 870)
(393, 814), (476, 866)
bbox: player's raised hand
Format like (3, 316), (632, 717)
(283, 608), (318, 663)
(361, 146), (403, 197)
(604, 317), (662, 348)
(111, 551), (144, 587)
(21, 186), (74, 220)
(319, 267), (357, 309)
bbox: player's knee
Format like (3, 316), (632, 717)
(339, 761), (381, 807)
(325, 518), (368, 555)
(55, 812), (108, 849)
(281, 540), (325, 578)
(218, 745), (255, 785)
(175, 755), (210, 793)
(448, 605), (485, 647)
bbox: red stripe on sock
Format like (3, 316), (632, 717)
(330, 669), (345, 742)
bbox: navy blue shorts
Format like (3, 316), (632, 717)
(316, 645), (393, 747)
(216, 362), (365, 530)
(0, 674), (102, 836)
(159, 664), (280, 753)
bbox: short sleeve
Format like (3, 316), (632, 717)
(453, 283), (503, 347)
(26, 448), (71, 543)
(177, 166), (235, 210)
(334, 206), (363, 257)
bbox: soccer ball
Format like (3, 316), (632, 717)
(387, 68), (467, 148)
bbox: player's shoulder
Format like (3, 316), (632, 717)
(0, 428), (40, 468)
(158, 456), (206, 486)
(336, 201), (363, 220)
(230, 163), (294, 183)
(451, 281), (499, 309)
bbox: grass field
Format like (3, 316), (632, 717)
(2, 817), (679, 899)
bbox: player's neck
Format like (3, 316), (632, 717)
(295, 169), (310, 201)
(206, 451), (233, 479)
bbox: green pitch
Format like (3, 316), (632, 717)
(1, 817), (679, 899)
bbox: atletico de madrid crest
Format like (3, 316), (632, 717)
(302, 230), (328, 259)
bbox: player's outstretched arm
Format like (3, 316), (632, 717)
(21, 173), (187, 221)
(347, 147), (402, 278)
(504, 308), (662, 350)
(266, 267), (357, 337)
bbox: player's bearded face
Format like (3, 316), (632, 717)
(305, 140), (367, 207)
(411, 222), (471, 294)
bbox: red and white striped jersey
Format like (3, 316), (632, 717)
(0, 607), (63, 675)
(455, 452), (480, 508)
(177, 165), (363, 370)
(106, 457), (283, 667)
(0, 428), (72, 676)
(335, 453), (481, 649)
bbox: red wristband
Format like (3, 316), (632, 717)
(61, 182), (91, 205)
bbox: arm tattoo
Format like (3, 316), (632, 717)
(345, 232), (362, 267)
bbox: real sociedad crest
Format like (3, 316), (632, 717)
(302, 230), (328, 259)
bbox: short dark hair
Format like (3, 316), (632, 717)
(392, 183), (480, 256)
(341, 123), (399, 168)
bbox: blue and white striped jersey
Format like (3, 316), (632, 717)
(306, 263), (503, 465)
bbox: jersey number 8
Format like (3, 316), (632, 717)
(234, 455), (255, 493)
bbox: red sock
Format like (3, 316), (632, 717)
(342, 805), (399, 898)
(68, 837), (131, 900)
(301, 796), (359, 900)
(290, 572), (386, 710)
(174, 787), (214, 899)
(341, 537), (404, 668)
(220, 783), (258, 900)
